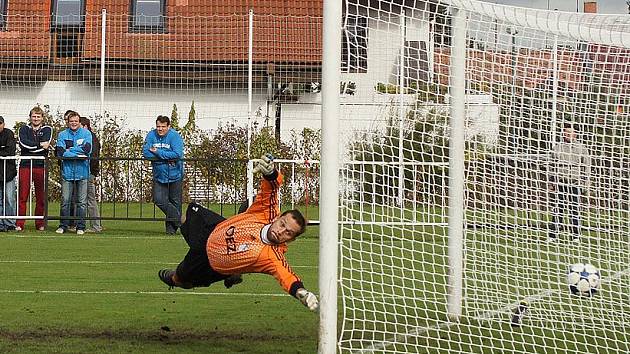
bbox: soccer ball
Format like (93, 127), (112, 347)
(567, 263), (600, 296)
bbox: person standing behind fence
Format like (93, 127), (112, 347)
(80, 116), (103, 233)
(55, 112), (92, 235)
(0, 116), (17, 232)
(63, 110), (78, 232)
(16, 106), (52, 232)
(548, 122), (591, 242)
(142, 115), (184, 235)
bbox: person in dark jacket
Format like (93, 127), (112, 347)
(80, 117), (102, 233)
(142, 115), (184, 235)
(17, 106), (52, 231)
(0, 116), (17, 231)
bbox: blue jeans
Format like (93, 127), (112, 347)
(153, 179), (182, 233)
(60, 179), (88, 230)
(0, 177), (16, 229)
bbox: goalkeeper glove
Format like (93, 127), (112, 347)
(253, 153), (275, 176)
(296, 288), (319, 312)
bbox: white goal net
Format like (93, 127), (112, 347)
(334, 0), (630, 352)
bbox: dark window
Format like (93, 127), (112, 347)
(55, 31), (82, 58)
(342, 15), (368, 73)
(0, 0), (7, 30)
(131, 0), (166, 32)
(403, 41), (429, 86)
(51, 0), (85, 27)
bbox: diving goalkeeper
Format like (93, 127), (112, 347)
(157, 154), (319, 312)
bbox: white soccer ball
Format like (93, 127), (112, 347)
(567, 263), (600, 296)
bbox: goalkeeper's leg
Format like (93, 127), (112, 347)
(159, 202), (237, 289)
(180, 202), (226, 251)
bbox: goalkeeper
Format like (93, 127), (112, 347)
(158, 154), (319, 312)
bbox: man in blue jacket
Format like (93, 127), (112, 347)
(55, 111), (92, 235)
(142, 115), (184, 235)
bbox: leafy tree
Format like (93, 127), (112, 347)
(349, 107), (450, 205)
(170, 103), (180, 131)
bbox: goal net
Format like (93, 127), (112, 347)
(335, 0), (630, 352)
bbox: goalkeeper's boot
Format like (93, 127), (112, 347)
(158, 269), (177, 290)
(224, 274), (243, 289)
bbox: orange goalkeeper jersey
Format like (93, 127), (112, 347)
(206, 172), (302, 294)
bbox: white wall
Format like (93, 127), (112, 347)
(0, 81), (270, 132)
(283, 93), (500, 148)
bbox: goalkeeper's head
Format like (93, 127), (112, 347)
(267, 209), (307, 244)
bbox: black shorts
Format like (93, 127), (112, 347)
(176, 203), (229, 287)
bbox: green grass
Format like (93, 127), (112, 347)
(3, 204), (629, 353)
(338, 220), (630, 353)
(0, 217), (320, 353)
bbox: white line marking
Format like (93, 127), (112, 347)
(355, 266), (630, 353)
(0, 289), (288, 297)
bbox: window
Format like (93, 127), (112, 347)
(51, 0), (85, 27)
(131, 0), (166, 32)
(341, 15), (368, 73)
(0, 0), (7, 30)
(403, 41), (429, 85)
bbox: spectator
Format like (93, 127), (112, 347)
(63, 110), (78, 232)
(55, 112), (92, 235)
(0, 116), (17, 232)
(142, 115), (184, 235)
(80, 116), (103, 233)
(548, 122), (591, 242)
(17, 106), (52, 232)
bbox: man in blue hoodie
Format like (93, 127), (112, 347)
(55, 111), (92, 235)
(142, 115), (184, 235)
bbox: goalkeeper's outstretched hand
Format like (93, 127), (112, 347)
(253, 153), (275, 176)
(296, 288), (319, 312)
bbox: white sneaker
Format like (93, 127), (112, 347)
(77, 230), (85, 235)
(15, 226), (22, 232)
(55, 228), (65, 234)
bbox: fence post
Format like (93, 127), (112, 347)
(100, 8), (107, 129)
(247, 9), (255, 205)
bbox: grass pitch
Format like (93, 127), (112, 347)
(0, 213), (320, 353)
(3, 204), (628, 353)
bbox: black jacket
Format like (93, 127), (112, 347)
(0, 128), (17, 182)
(18, 124), (52, 168)
(90, 132), (100, 177)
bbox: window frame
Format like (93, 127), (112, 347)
(341, 14), (368, 73)
(0, 0), (8, 31)
(130, 0), (167, 33)
(51, 0), (86, 28)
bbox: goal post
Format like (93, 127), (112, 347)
(446, 6), (466, 322)
(323, 0), (630, 352)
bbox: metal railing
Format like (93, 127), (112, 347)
(0, 156), (321, 226)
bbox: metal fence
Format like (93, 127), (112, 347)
(0, 156), (320, 226)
